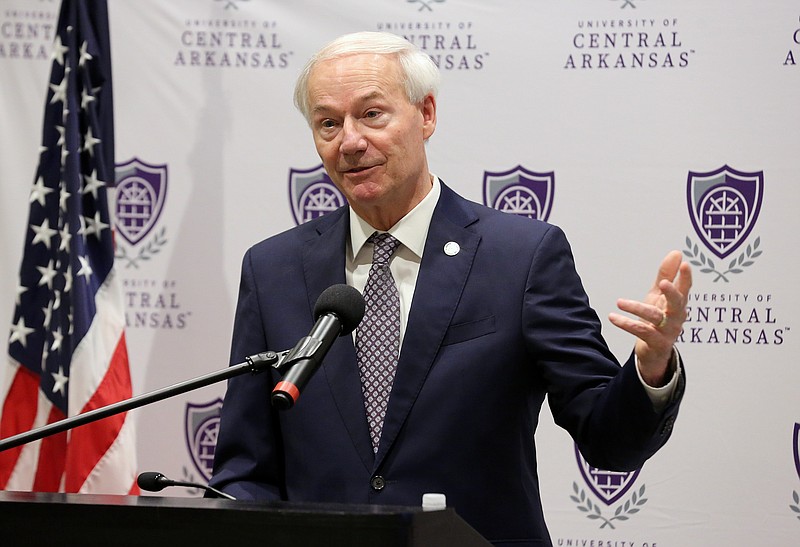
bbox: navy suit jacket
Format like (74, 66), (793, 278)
(209, 183), (683, 546)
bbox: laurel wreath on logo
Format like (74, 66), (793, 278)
(115, 227), (168, 269)
(683, 236), (762, 283)
(791, 491), (800, 521)
(570, 482), (648, 529)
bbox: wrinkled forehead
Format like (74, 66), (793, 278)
(310, 52), (402, 84)
(307, 53), (407, 105)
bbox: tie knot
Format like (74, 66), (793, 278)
(368, 232), (401, 265)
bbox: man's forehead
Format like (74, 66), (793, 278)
(311, 52), (400, 82)
(309, 88), (394, 117)
(307, 54), (405, 109)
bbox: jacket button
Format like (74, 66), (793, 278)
(370, 475), (386, 491)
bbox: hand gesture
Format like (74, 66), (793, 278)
(608, 250), (692, 387)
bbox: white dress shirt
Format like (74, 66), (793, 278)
(346, 177), (440, 348)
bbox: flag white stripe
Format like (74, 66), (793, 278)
(68, 268), (126, 417)
(78, 410), (137, 493)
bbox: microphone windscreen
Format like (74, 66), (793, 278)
(313, 284), (365, 335)
(137, 471), (167, 492)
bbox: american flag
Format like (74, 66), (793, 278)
(0, 0), (138, 494)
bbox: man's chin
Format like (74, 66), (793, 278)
(348, 184), (383, 202)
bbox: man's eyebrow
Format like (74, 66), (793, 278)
(311, 103), (333, 116)
(311, 90), (389, 117)
(357, 90), (385, 103)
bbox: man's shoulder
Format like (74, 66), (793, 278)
(247, 206), (347, 256)
(440, 182), (557, 238)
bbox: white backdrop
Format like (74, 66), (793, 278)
(2, 0), (799, 544)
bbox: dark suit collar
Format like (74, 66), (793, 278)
(301, 206), (349, 307)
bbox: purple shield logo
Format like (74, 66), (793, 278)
(288, 164), (347, 225)
(794, 423), (800, 482)
(185, 398), (223, 482)
(575, 444), (641, 505)
(483, 165), (554, 221)
(114, 158), (168, 245)
(687, 165), (763, 259)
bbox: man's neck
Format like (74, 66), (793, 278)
(354, 174), (434, 231)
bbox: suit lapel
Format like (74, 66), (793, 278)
(301, 208), (375, 471)
(375, 185), (481, 467)
(301, 207), (349, 309)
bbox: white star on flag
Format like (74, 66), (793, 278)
(30, 177), (54, 206)
(31, 218), (59, 248)
(76, 255), (93, 281)
(82, 169), (105, 198)
(9, 317), (36, 348)
(51, 366), (69, 396)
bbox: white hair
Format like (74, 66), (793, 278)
(293, 31), (441, 124)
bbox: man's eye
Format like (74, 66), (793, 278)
(321, 120), (336, 128)
(365, 110), (380, 119)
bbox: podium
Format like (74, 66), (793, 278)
(0, 491), (492, 546)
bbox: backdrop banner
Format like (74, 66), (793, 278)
(2, 1), (798, 544)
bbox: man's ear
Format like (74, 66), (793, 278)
(421, 94), (437, 140)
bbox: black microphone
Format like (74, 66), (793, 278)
(137, 471), (236, 501)
(271, 284), (365, 411)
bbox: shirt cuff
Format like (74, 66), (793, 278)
(636, 349), (681, 413)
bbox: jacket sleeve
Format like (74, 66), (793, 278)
(524, 224), (684, 471)
(207, 248), (286, 500)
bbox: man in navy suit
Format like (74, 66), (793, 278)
(208, 32), (692, 546)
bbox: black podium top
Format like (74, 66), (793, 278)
(0, 491), (491, 546)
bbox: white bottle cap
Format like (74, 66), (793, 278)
(422, 493), (447, 511)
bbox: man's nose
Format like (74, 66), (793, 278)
(339, 118), (367, 155)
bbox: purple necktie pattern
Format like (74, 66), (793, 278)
(356, 232), (402, 453)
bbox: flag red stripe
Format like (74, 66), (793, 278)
(32, 406), (67, 492)
(64, 334), (132, 492)
(0, 366), (40, 488)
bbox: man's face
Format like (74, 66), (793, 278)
(306, 53), (436, 229)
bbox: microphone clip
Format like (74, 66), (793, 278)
(273, 336), (323, 373)
(245, 350), (289, 373)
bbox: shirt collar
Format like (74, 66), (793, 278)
(349, 176), (441, 260)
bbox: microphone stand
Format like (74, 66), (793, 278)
(0, 351), (287, 453)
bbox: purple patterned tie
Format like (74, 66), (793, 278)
(357, 232), (402, 453)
